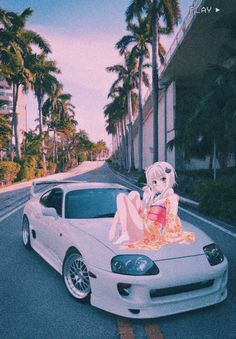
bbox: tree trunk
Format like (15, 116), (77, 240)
(209, 151), (213, 170)
(53, 128), (56, 163)
(213, 138), (217, 181)
(37, 93), (46, 167)
(12, 84), (21, 160)
(123, 117), (129, 170)
(138, 56), (143, 172)
(127, 90), (135, 171)
(120, 119), (126, 169)
(117, 122), (122, 168)
(9, 117), (14, 161)
(115, 125), (119, 166)
(152, 0), (159, 162)
(66, 138), (70, 162)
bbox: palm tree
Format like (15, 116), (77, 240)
(0, 7), (51, 160)
(28, 53), (60, 164)
(0, 100), (11, 159)
(116, 16), (152, 172)
(42, 84), (76, 163)
(126, 0), (181, 162)
(106, 53), (138, 170)
(104, 90), (128, 168)
(22, 129), (42, 157)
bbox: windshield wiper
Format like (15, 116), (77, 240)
(93, 213), (114, 218)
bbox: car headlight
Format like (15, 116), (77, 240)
(203, 243), (224, 266)
(111, 255), (159, 276)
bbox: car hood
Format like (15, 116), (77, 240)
(68, 219), (213, 261)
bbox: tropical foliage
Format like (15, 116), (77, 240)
(0, 6), (108, 185)
(104, 0), (181, 171)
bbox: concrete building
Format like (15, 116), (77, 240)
(118, 0), (235, 170)
(0, 76), (26, 144)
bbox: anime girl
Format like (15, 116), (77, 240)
(109, 161), (195, 250)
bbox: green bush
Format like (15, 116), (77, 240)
(0, 161), (21, 185)
(64, 159), (78, 171)
(220, 201), (236, 225)
(20, 166), (35, 181)
(78, 152), (87, 162)
(197, 182), (236, 224)
(18, 156), (38, 181)
(47, 162), (57, 174)
(35, 168), (47, 178)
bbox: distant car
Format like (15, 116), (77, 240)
(22, 181), (228, 319)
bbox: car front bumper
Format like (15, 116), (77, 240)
(88, 254), (228, 319)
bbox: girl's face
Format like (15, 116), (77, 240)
(149, 173), (169, 194)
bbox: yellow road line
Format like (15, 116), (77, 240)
(145, 321), (163, 339)
(117, 317), (135, 339)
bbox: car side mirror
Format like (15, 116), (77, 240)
(42, 207), (58, 219)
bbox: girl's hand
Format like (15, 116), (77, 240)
(143, 185), (152, 195)
(143, 185), (152, 207)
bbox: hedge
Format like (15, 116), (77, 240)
(0, 161), (21, 185)
(197, 182), (236, 225)
(137, 168), (236, 225)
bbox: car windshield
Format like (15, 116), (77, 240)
(65, 188), (130, 219)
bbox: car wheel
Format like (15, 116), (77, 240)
(63, 250), (91, 303)
(22, 215), (31, 249)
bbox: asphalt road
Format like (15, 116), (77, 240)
(0, 161), (235, 339)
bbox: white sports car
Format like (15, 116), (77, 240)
(22, 181), (228, 319)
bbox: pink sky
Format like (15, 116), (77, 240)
(26, 24), (177, 148)
(26, 25), (127, 147)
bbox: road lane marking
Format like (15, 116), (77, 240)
(117, 318), (135, 339)
(108, 165), (236, 239)
(179, 207), (236, 238)
(0, 203), (25, 223)
(145, 321), (163, 339)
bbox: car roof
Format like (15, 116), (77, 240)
(56, 182), (129, 193)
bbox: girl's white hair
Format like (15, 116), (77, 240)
(145, 161), (176, 188)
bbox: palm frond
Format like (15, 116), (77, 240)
(116, 35), (135, 55)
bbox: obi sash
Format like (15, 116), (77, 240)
(147, 205), (166, 226)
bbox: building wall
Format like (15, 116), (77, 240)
(0, 78), (13, 114)
(0, 78), (26, 144)
(133, 81), (176, 169)
(142, 95), (154, 168)
(17, 86), (26, 143)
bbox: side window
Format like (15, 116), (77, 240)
(40, 190), (52, 207)
(47, 189), (63, 217)
(40, 189), (63, 217)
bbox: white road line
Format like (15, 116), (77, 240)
(0, 203), (25, 223)
(108, 165), (236, 239)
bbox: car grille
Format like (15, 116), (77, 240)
(150, 280), (214, 298)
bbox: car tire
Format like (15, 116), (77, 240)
(22, 215), (31, 249)
(63, 250), (91, 303)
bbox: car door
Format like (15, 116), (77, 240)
(39, 188), (64, 259)
(30, 189), (54, 246)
